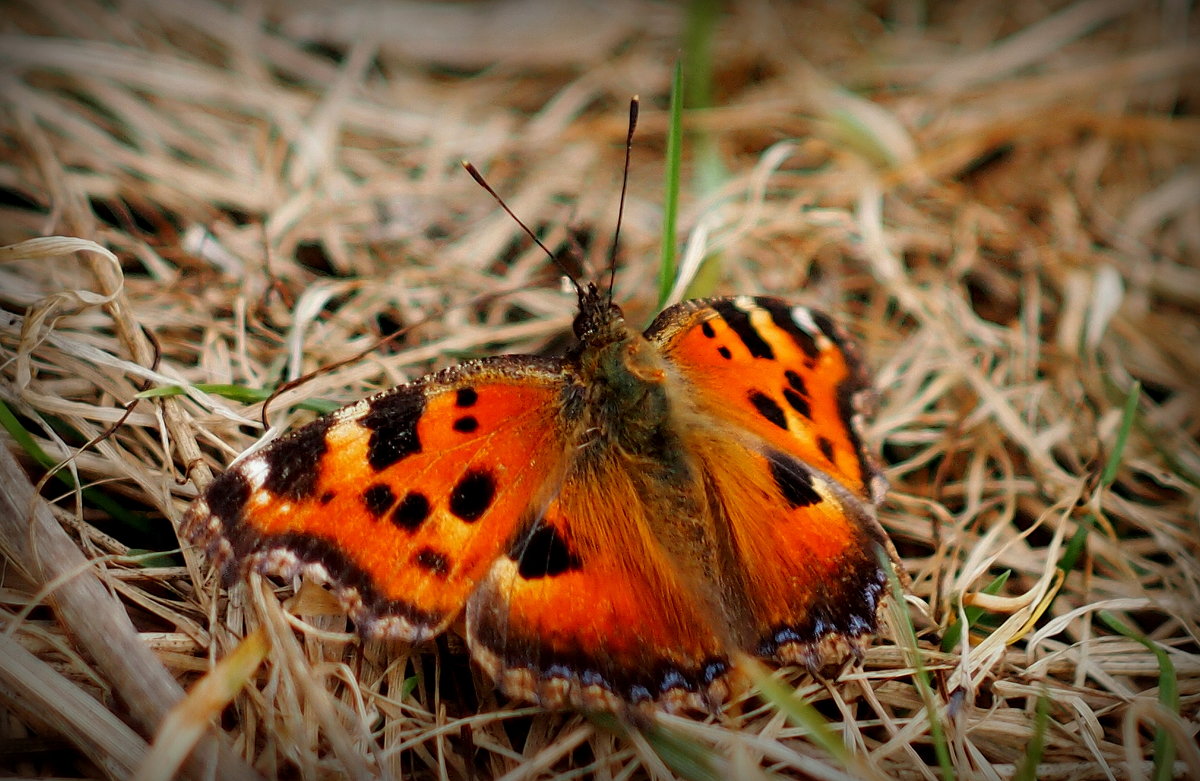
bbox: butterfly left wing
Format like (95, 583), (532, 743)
(182, 356), (569, 642)
(646, 296), (893, 666)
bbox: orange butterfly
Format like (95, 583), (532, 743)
(182, 103), (894, 714)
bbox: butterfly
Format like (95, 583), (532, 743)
(182, 102), (894, 714)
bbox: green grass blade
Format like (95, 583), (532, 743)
(1099, 611), (1178, 781)
(588, 712), (721, 781)
(0, 399), (152, 533)
(683, 0), (722, 195)
(137, 383), (339, 414)
(1102, 380), (1140, 487)
(884, 551), (954, 781)
(0, 397), (56, 468)
(1014, 690), (1051, 781)
(682, 0), (717, 118)
(657, 60), (684, 308)
(744, 659), (847, 764)
(940, 570), (1010, 652)
(1055, 515), (1094, 578)
(642, 720), (723, 781)
(137, 382), (271, 403)
(1053, 380), (1139, 591)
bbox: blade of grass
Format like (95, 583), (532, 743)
(132, 627), (269, 781)
(682, 0), (716, 124)
(1098, 611), (1178, 781)
(657, 60), (684, 308)
(884, 551), (954, 781)
(940, 570), (1011, 652)
(0, 399), (150, 532)
(137, 383), (339, 414)
(1013, 689), (1051, 781)
(642, 720), (723, 781)
(588, 712), (721, 781)
(740, 656), (848, 765)
(1040, 380), (1140, 610)
(1101, 380), (1140, 487)
(682, 0), (722, 195)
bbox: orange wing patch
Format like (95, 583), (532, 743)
(649, 296), (884, 503)
(183, 357), (566, 641)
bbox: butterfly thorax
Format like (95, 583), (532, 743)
(569, 295), (677, 460)
(562, 293), (749, 657)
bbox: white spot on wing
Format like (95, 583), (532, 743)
(790, 306), (819, 335)
(241, 457), (270, 490)
(734, 295), (757, 311)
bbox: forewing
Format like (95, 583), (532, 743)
(182, 356), (568, 642)
(646, 295), (885, 502)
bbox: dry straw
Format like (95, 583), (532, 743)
(1, 1), (1197, 779)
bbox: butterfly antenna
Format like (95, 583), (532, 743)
(461, 160), (582, 295)
(607, 96), (639, 304)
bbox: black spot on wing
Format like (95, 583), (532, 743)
(319, 491), (336, 505)
(785, 369), (808, 397)
(260, 416), (333, 500)
(712, 300), (774, 359)
(414, 547), (450, 576)
(700, 320), (716, 338)
(749, 391), (788, 430)
(510, 519), (582, 579)
(362, 484), (396, 518)
(817, 437), (836, 463)
(783, 387), (812, 419)
(392, 492), (430, 531)
(449, 469), (495, 522)
(767, 450), (821, 507)
(361, 386), (424, 471)
(717, 346), (732, 360)
(761, 299), (821, 360)
(452, 415), (479, 433)
(455, 387), (478, 407)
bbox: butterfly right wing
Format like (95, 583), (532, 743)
(646, 296), (893, 666)
(182, 356), (570, 642)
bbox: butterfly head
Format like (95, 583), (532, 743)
(572, 282), (628, 348)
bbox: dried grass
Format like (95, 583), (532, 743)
(1, 1), (1197, 779)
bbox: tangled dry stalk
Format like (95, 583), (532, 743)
(1, 1), (1197, 779)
